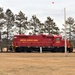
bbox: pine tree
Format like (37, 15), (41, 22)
(62, 17), (75, 40)
(5, 8), (15, 39)
(29, 15), (41, 34)
(44, 17), (59, 34)
(15, 11), (28, 34)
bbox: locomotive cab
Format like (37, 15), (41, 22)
(52, 35), (73, 52)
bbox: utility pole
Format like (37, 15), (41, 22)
(64, 8), (67, 56)
(7, 19), (9, 52)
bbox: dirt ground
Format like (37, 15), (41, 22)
(0, 52), (75, 75)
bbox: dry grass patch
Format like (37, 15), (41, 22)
(0, 53), (75, 75)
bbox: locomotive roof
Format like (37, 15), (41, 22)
(14, 34), (62, 38)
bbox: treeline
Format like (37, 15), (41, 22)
(0, 7), (60, 41)
(0, 7), (75, 43)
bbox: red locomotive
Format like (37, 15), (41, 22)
(12, 34), (73, 52)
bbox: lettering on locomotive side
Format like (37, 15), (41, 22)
(20, 39), (26, 41)
(20, 39), (38, 42)
(33, 39), (38, 41)
(27, 39), (33, 41)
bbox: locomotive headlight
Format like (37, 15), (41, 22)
(68, 46), (70, 48)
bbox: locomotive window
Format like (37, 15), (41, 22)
(56, 38), (60, 41)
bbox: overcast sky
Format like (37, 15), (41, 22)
(0, 0), (75, 29)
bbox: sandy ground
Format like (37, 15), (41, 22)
(0, 53), (75, 75)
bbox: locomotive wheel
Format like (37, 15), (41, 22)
(15, 47), (21, 52)
(52, 47), (59, 52)
(60, 47), (64, 52)
(53, 47), (65, 52)
(27, 48), (32, 52)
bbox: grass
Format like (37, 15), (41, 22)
(0, 53), (75, 75)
